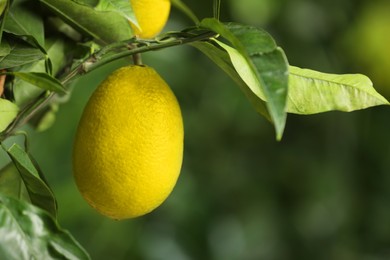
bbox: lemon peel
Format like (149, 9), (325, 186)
(130, 0), (171, 39)
(73, 65), (183, 219)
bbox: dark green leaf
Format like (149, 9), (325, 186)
(0, 98), (19, 133)
(40, 0), (133, 45)
(171, 0), (199, 24)
(287, 66), (390, 114)
(200, 18), (289, 140)
(11, 72), (67, 94)
(0, 163), (30, 201)
(0, 38), (45, 69)
(191, 41), (271, 121)
(4, 0), (45, 50)
(6, 143), (57, 217)
(0, 194), (90, 260)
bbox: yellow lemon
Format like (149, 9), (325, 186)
(73, 65), (183, 220)
(130, 0), (171, 38)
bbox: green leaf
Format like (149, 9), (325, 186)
(95, 0), (138, 28)
(0, 98), (19, 133)
(0, 38), (45, 69)
(171, 0), (199, 24)
(0, 194), (90, 260)
(287, 66), (390, 114)
(191, 41), (271, 121)
(0, 163), (30, 201)
(40, 0), (133, 45)
(0, 40), (11, 56)
(6, 143), (57, 217)
(11, 72), (67, 94)
(4, 0), (45, 50)
(0, 0), (7, 16)
(13, 37), (69, 107)
(200, 18), (289, 139)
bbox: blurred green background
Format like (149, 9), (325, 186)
(14, 0), (390, 259)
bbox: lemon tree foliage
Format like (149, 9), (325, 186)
(0, 0), (388, 258)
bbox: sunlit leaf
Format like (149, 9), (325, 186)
(95, 0), (138, 28)
(287, 66), (390, 114)
(0, 98), (19, 133)
(40, 0), (133, 45)
(200, 18), (289, 139)
(6, 144), (57, 217)
(191, 41), (271, 121)
(0, 194), (90, 260)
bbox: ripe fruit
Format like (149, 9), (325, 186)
(129, 0), (171, 38)
(73, 65), (183, 220)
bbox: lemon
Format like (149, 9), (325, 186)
(73, 65), (183, 220)
(130, 0), (171, 38)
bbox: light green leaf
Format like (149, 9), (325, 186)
(0, 41), (11, 56)
(191, 41), (271, 121)
(11, 72), (66, 94)
(0, 194), (90, 260)
(200, 18), (289, 139)
(95, 0), (138, 28)
(40, 0), (133, 45)
(6, 143), (57, 217)
(287, 66), (390, 114)
(0, 0), (7, 16)
(0, 98), (19, 133)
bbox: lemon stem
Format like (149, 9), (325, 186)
(132, 53), (143, 66)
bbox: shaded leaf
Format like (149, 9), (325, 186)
(6, 143), (57, 217)
(0, 38), (45, 69)
(287, 66), (390, 114)
(4, 0), (45, 50)
(0, 194), (90, 260)
(13, 37), (69, 106)
(200, 18), (289, 140)
(191, 41), (271, 121)
(0, 163), (30, 201)
(0, 40), (11, 56)
(0, 98), (19, 133)
(11, 72), (66, 94)
(171, 0), (199, 24)
(40, 0), (133, 45)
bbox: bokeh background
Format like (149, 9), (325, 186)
(13, 0), (390, 259)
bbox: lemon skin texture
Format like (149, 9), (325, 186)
(73, 65), (183, 220)
(129, 0), (171, 39)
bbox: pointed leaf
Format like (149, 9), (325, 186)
(191, 41), (271, 121)
(287, 66), (390, 114)
(200, 18), (289, 139)
(11, 72), (66, 94)
(0, 194), (90, 260)
(0, 98), (19, 133)
(40, 0), (133, 45)
(6, 143), (57, 217)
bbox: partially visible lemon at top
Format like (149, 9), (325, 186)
(129, 0), (171, 38)
(73, 65), (183, 220)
